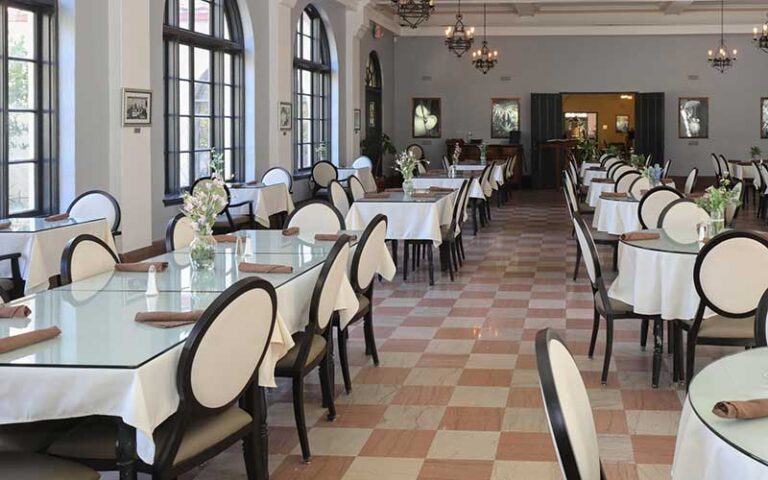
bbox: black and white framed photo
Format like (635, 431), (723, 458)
(122, 89), (152, 126)
(615, 115), (629, 133)
(412, 97), (441, 138)
(761, 97), (768, 139)
(491, 98), (520, 138)
(354, 108), (361, 133)
(678, 97), (709, 139)
(279, 102), (292, 130)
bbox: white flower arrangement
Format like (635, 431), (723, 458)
(315, 143), (327, 161)
(181, 148), (228, 236)
(394, 150), (419, 181)
(451, 142), (462, 166)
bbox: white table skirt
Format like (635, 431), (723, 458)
(229, 184), (295, 227)
(673, 400), (768, 480)
(592, 198), (640, 235)
(339, 167), (377, 193)
(412, 177), (484, 200)
(586, 182), (615, 207)
(580, 162), (601, 177)
(345, 193), (456, 246)
(0, 219), (116, 294)
(453, 164), (504, 195)
(583, 169), (607, 187)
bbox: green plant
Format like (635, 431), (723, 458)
(603, 145), (621, 158)
(751, 146), (763, 160)
(574, 138), (598, 163)
(394, 150), (418, 181)
(629, 154), (646, 169)
(695, 178), (741, 214)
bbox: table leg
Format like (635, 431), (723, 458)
(472, 201), (478, 235)
(427, 246), (434, 286)
(116, 421), (138, 480)
(651, 318), (663, 389)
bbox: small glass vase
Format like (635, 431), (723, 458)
(650, 177), (661, 188)
(403, 178), (414, 196)
(480, 153), (487, 166)
(448, 165), (456, 178)
(709, 208), (725, 237)
(190, 231), (217, 270)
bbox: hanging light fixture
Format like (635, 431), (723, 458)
(391, 0), (434, 29)
(707, 0), (737, 73)
(445, 0), (475, 57)
(471, 4), (498, 74)
(754, 13), (768, 54)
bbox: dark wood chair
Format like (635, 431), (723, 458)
(67, 190), (122, 236)
(310, 161), (338, 198)
(60, 234), (120, 286)
(164, 213), (195, 252)
(0, 252), (23, 300)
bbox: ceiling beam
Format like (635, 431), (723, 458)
(662, 0), (695, 15)
(514, 2), (537, 16)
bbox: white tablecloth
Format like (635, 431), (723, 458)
(580, 162), (601, 177)
(345, 193), (456, 246)
(592, 198), (640, 235)
(454, 164), (504, 195)
(0, 218), (116, 294)
(586, 181), (616, 207)
(229, 183), (295, 227)
(583, 169), (607, 187)
(412, 176), (484, 200)
(338, 167), (377, 193)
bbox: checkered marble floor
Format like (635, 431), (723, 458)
(182, 189), (761, 480)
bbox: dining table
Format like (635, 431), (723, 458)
(592, 194), (641, 235)
(0, 216), (117, 294)
(582, 167), (608, 187)
(227, 182), (295, 227)
(673, 348), (768, 479)
(412, 174), (483, 234)
(580, 161), (601, 177)
(454, 163), (504, 193)
(586, 179), (677, 208)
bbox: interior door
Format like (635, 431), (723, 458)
(530, 93), (564, 189)
(365, 51), (383, 176)
(635, 93), (665, 166)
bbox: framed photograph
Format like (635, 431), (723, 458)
(354, 108), (361, 133)
(279, 102), (292, 130)
(491, 97), (520, 139)
(412, 97), (441, 138)
(761, 98), (768, 139)
(679, 97), (709, 139)
(615, 115), (630, 133)
(122, 89), (151, 126)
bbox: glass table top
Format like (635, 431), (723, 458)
(173, 229), (362, 256)
(620, 228), (703, 255)
(356, 191), (452, 204)
(0, 290), (219, 368)
(0, 216), (103, 233)
(688, 347), (768, 467)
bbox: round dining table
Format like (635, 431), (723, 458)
(582, 168), (607, 187)
(586, 180), (616, 207)
(592, 195), (640, 235)
(673, 348), (768, 479)
(580, 161), (601, 177)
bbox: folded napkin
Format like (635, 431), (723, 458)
(385, 188), (404, 192)
(282, 227), (299, 236)
(135, 310), (203, 328)
(0, 305), (31, 318)
(429, 186), (455, 192)
(364, 192), (390, 199)
(601, 192), (629, 199)
(247, 180), (260, 186)
(620, 231), (660, 241)
(409, 192), (435, 199)
(213, 234), (239, 243)
(44, 213), (69, 222)
(712, 399), (768, 419)
(0, 326), (61, 354)
(229, 183), (244, 189)
(314, 233), (357, 242)
(238, 262), (293, 274)
(591, 178), (615, 184)
(114, 262), (169, 273)
(0, 220), (10, 230)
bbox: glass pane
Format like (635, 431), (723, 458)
(301, 120), (311, 143)
(180, 153), (191, 187)
(8, 8), (34, 60)
(179, 80), (190, 115)
(224, 54), (232, 84)
(302, 144), (312, 169)
(224, 86), (232, 116)
(8, 60), (35, 109)
(194, 117), (210, 150)
(301, 70), (312, 95)
(193, 0), (210, 35)
(223, 16), (231, 40)
(193, 48), (210, 82)
(302, 12), (311, 37)
(302, 34), (312, 61)
(300, 95), (310, 118)
(224, 118), (232, 148)
(179, 117), (190, 151)
(179, 44), (190, 79)
(224, 149), (232, 179)
(9, 112), (35, 161)
(8, 163), (35, 213)
(193, 83), (210, 115)
(195, 151), (211, 178)
(178, 0), (191, 30)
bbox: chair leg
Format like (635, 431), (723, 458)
(601, 317), (614, 385)
(651, 318), (664, 388)
(472, 201), (479, 235)
(450, 243), (459, 273)
(411, 244), (418, 272)
(363, 309), (379, 366)
(666, 322), (673, 354)
(291, 376), (311, 462)
(588, 308), (600, 358)
(319, 352), (336, 421)
(402, 242), (410, 281)
(573, 244), (582, 281)
(455, 240), (463, 267)
(337, 327), (352, 394)
(447, 245), (455, 282)
(685, 337), (697, 386)
(612, 244), (618, 272)
(457, 234), (466, 261)
(640, 319), (649, 350)
(390, 240), (398, 268)
(427, 245), (435, 286)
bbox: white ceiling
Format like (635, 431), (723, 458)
(369, 0), (768, 36)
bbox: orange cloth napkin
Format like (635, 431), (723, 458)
(601, 192), (628, 199)
(620, 231), (660, 241)
(0, 221), (10, 230)
(0, 326), (61, 354)
(429, 186), (455, 192)
(114, 262), (169, 273)
(45, 213), (69, 222)
(385, 188), (404, 192)
(314, 233), (357, 242)
(713, 399), (768, 419)
(213, 234), (239, 243)
(246, 180), (260, 186)
(238, 262), (293, 274)
(282, 227), (299, 236)
(591, 178), (615, 184)
(364, 192), (390, 199)
(687, 192), (705, 199)
(0, 305), (31, 318)
(135, 311), (202, 328)
(229, 183), (244, 188)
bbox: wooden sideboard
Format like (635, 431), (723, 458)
(445, 141), (524, 186)
(534, 140), (575, 189)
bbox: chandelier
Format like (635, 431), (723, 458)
(754, 13), (768, 54)
(391, 0), (434, 29)
(472, 4), (498, 74)
(707, 0), (737, 73)
(444, 0), (474, 57)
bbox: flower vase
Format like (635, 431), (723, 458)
(403, 178), (414, 196)
(190, 231), (217, 270)
(650, 177), (661, 188)
(449, 165), (456, 178)
(709, 208), (725, 236)
(480, 153), (486, 166)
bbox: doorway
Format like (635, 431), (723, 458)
(562, 93), (636, 150)
(365, 51), (383, 175)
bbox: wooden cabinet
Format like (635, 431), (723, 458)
(445, 141), (524, 186)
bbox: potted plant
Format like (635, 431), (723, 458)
(449, 142), (462, 177)
(574, 138), (598, 164)
(629, 154), (646, 169)
(360, 133), (396, 177)
(750, 146), (763, 161)
(695, 178), (741, 236)
(642, 164), (664, 187)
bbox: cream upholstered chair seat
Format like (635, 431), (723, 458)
(0, 452), (99, 480)
(679, 315), (755, 339)
(274, 333), (327, 373)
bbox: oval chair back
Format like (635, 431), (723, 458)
(602, 156), (620, 169)
(311, 161), (338, 190)
(657, 199), (710, 243)
(447, 180), (470, 236)
(350, 215), (388, 293)
(165, 213), (196, 251)
(562, 172), (579, 216)
(754, 288), (768, 347)
(751, 163), (763, 193)
(661, 159), (672, 179)
(628, 176), (650, 200)
(311, 237), (350, 335)
(416, 160), (427, 175)
(458, 175), (474, 223)
(536, 328), (603, 480)
(261, 167), (294, 193)
(479, 162), (495, 199)
(507, 155), (518, 182)
(637, 186), (683, 229)
(348, 175), (366, 202)
(684, 168), (699, 195)
(328, 180), (350, 218)
(568, 161), (580, 189)
(407, 144), (424, 160)
(605, 161), (623, 180)
(610, 164), (633, 182)
(352, 156), (373, 170)
(67, 190), (122, 235)
(718, 155), (730, 177)
(60, 234), (120, 285)
(614, 171), (640, 193)
(284, 200), (345, 235)
(711, 153), (722, 179)
(759, 163), (768, 194)
(597, 153), (609, 165)
(644, 154), (653, 168)
(571, 213), (604, 291)
(725, 179), (743, 227)
(442, 156), (450, 172)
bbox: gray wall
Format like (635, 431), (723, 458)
(394, 34), (768, 177)
(359, 26), (396, 172)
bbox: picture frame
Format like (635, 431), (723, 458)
(279, 102), (292, 131)
(354, 108), (361, 133)
(761, 97), (768, 139)
(615, 115), (629, 133)
(122, 89), (152, 126)
(678, 97), (709, 139)
(490, 98), (521, 139)
(412, 97), (441, 138)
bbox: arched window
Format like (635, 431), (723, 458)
(294, 5), (331, 172)
(2, 0), (56, 217)
(164, 0), (244, 198)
